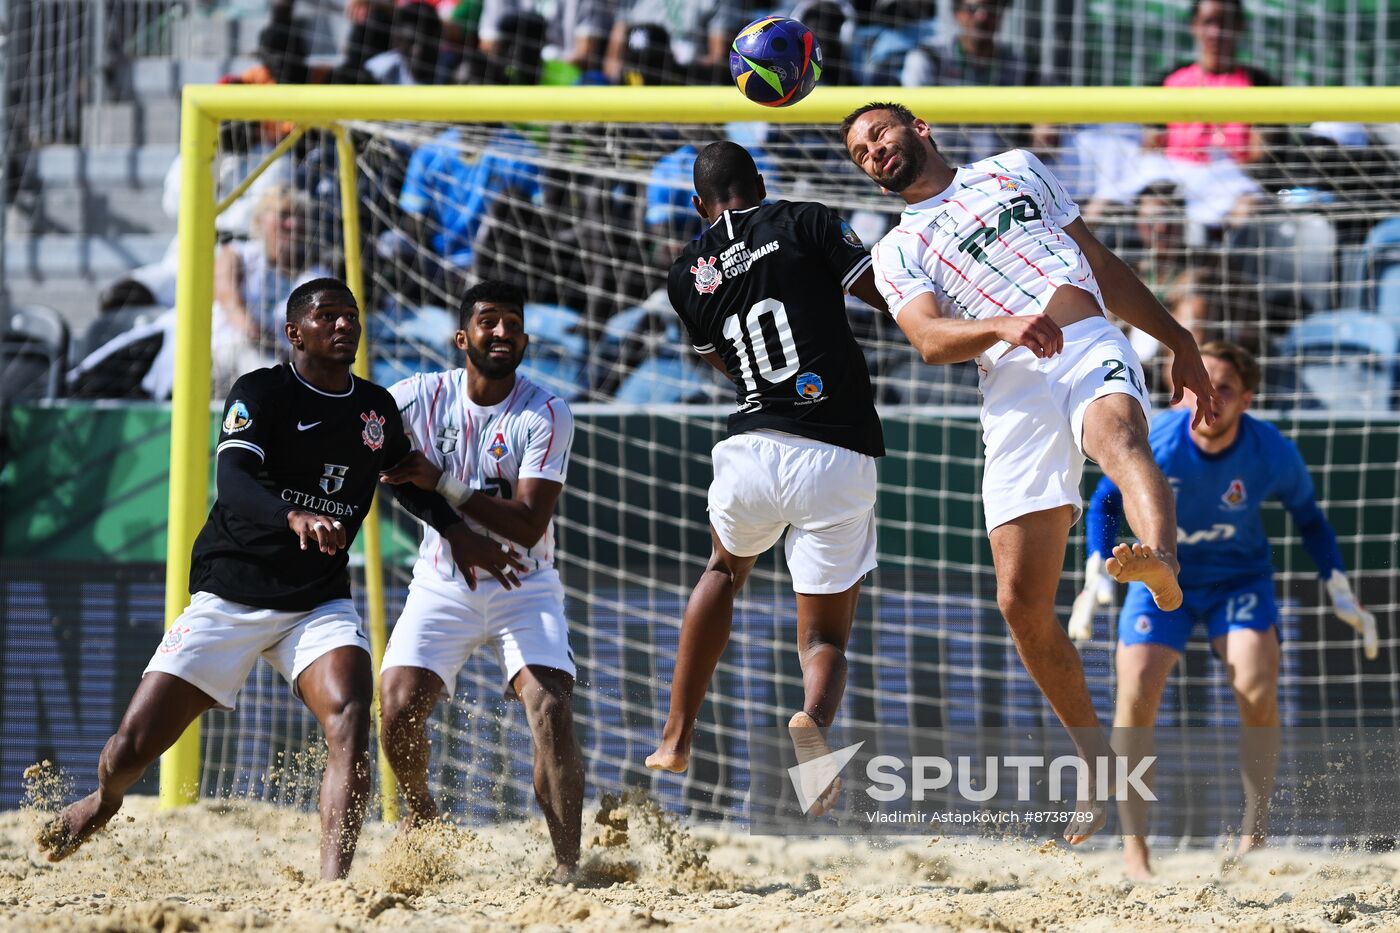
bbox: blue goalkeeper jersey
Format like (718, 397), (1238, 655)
(1087, 408), (1344, 590)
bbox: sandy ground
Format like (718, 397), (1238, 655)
(1, 789), (1398, 932)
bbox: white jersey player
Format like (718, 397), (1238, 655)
(843, 102), (1221, 845)
(378, 281), (585, 883)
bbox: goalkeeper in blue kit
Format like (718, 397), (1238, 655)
(1071, 340), (1379, 880)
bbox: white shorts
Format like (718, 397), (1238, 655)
(980, 316), (1152, 532)
(382, 567), (576, 699)
(143, 592), (369, 710)
(708, 430), (878, 595)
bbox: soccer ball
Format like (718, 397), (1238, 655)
(730, 16), (822, 108)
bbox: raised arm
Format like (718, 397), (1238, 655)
(1064, 218), (1218, 425)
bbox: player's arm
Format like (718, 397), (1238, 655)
(1069, 475), (1125, 643)
(1276, 440), (1377, 659)
(892, 292), (1063, 364)
(797, 203), (887, 314)
(1063, 217), (1218, 425)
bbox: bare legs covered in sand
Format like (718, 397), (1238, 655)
(646, 527), (861, 817)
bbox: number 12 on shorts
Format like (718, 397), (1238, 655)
(1102, 358), (1144, 395)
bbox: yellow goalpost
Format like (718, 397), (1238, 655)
(159, 83), (1400, 816)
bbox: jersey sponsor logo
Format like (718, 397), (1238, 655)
(158, 623), (192, 655)
(222, 401), (252, 434)
(281, 488), (357, 517)
(320, 463), (349, 495)
(360, 410), (386, 450)
(691, 256), (722, 294)
(436, 426), (459, 455)
(1133, 615), (1152, 635)
(795, 371), (825, 401)
(1221, 478), (1248, 511)
(720, 239), (780, 277)
(296, 420), (322, 432)
(488, 431), (510, 461)
(1179, 523), (1237, 545)
(995, 174), (1020, 192)
(839, 220), (862, 248)
(958, 194), (1043, 262)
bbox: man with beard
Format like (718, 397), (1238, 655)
(378, 280), (584, 882)
(37, 278), (522, 879)
(841, 102), (1220, 843)
(643, 141), (886, 819)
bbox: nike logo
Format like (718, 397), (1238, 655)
(296, 421), (321, 431)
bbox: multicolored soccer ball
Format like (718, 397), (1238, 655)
(730, 16), (822, 108)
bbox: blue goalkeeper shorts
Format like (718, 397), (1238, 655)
(1116, 576), (1278, 654)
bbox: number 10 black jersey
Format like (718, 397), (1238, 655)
(667, 200), (885, 458)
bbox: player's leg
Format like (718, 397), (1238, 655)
(296, 645), (374, 880)
(1112, 587), (1187, 880)
(646, 527), (761, 773)
(37, 673), (214, 861)
(379, 666), (448, 827)
(511, 665), (584, 882)
(990, 505), (1114, 843)
(1210, 582), (1282, 859)
(1081, 393), (1183, 611)
(786, 581), (862, 817)
(378, 575), (481, 830)
(41, 592), (262, 861)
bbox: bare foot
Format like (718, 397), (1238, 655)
(1235, 833), (1266, 860)
(1106, 542), (1183, 612)
(645, 741), (689, 773)
(550, 863), (579, 885)
(788, 711), (843, 817)
(35, 792), (117, 862)
(1062, 800), (1107, 845)
(1123, 835), (1154, 881)
(394, 806), (441, 838)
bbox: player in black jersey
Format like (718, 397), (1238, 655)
(645, 142), (886, 815)
(38, 278), (525, 880)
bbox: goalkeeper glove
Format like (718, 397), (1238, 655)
(1068, 552), (1115, 644)
(1325, 570), (1378, 661)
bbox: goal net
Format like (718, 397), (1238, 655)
(177, 87), (1399, 843)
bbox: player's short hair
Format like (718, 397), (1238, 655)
(839, 101), (919, 147)
(459, 279), (526, 330)
(1200, 340), (1261, 392)
(692, 141), (761, 205)
(286, 277), (356, 324)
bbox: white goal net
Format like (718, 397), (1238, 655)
(196, 113), (1400, 842)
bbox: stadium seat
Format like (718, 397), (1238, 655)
(1344, 215), (1400, 313)
(613, 355), (727, 405)
(1225, 212), (1337, 315)
(0, 304), (69, 402)
(1279, 310), (1398, 412)
(881, 356), (981, 406)
(369, 304), (457, 388)
(515, 303), (588, 401)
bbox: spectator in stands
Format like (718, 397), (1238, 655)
(478, 0), (611, 74)
(394, 124), (542, 280)
(365, 2), (444, 85)
(792, 0), (856, 86)
(212, 186), (331, 389)
(1086, 0), (1271, 228)
(604, 0), (735, 85)
(614, 22), (680, 86)
(464, 10), (548, 83)
(901, 0), (1031, 88)
(1134, 182), (1190, 303)
(1159, 0), (1276, 167)
(899, 0), (1034, 161)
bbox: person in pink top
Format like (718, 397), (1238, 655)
(1159, 0), (1277, 165)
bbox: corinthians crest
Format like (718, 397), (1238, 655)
(360, 410), (386, 450)
(691, 256), (722, 295)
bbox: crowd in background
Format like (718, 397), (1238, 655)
(23, 0), (1400, 410)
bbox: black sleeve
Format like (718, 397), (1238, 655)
(377, 397), (463, 535)
(1244, 66), (1279, 87)
(795, 203), (873, 294)
(383, 481), (465, 534)
(668, 259), (713, 353)
(217, 447), (296, 527)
